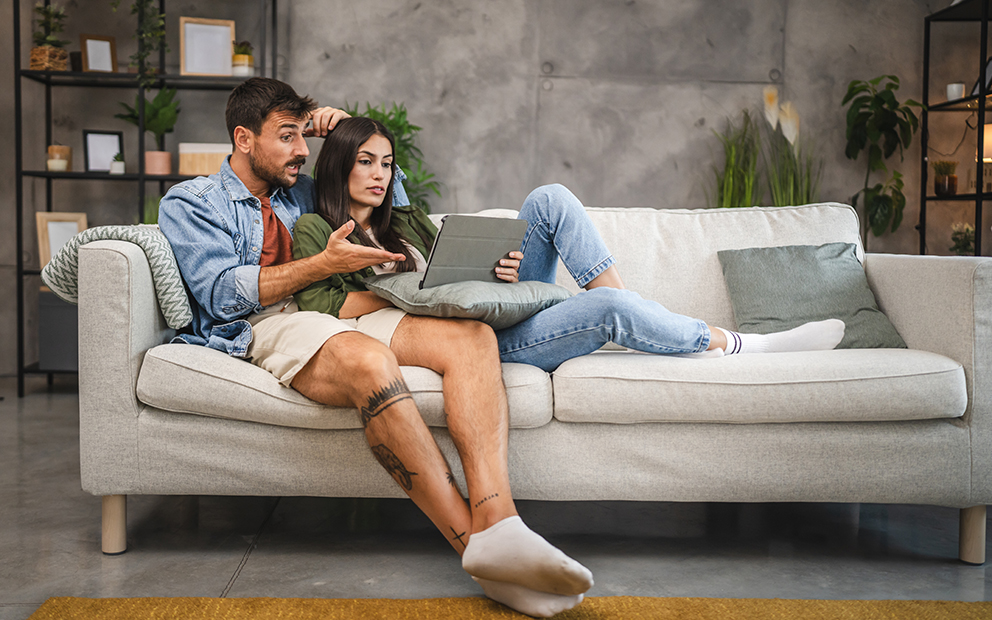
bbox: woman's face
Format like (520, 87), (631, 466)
(348, 133), (393, 213)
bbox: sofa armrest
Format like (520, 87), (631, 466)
(865, 253), (992, 503)
(78, 240), (175, 495)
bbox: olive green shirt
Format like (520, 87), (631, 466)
(291, 204), (438, 317)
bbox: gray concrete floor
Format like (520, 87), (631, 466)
(2, 376), (991, 619)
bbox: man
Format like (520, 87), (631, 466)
(158, 78), (591, 617)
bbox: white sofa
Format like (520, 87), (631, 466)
(77, 203), (992, 563)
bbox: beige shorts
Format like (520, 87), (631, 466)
(246, 298), (407, 387)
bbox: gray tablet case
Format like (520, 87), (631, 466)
(419, 215), (528, 289)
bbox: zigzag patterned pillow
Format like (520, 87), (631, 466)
(41, 225), (193, 329)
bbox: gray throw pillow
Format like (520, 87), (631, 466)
(363, 273), (572, 330)
(717, 243), (906, 349)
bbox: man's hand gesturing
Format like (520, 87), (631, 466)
(321, 220), (406, 274)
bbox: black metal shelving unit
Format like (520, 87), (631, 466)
(14, 0), (279, 396)
(920, 0), (990, 256)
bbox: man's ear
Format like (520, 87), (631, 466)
(233, 126), (254, 154)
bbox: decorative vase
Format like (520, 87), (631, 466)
(934, 174), (958, 197)
(232, 54), (254, 77)
(109, 161), (126, 175)
(29, 45), (68, 71)
(144, 151), (172, 175)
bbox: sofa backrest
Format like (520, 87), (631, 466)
(566, 203), (862, 329)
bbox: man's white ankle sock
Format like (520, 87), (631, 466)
(474, 577), (584, 618)
(717, 319), (845, 354)
(462, 516), (594, 596)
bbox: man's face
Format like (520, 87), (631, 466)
(247, 110), (310, 189)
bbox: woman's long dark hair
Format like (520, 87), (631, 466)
(314, 116), (417, 272)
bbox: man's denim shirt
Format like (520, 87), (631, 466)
(159, 157), (410, 357)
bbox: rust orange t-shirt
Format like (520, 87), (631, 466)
(259, 195), (293, 267)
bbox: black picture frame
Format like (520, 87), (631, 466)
(973, 56), (992, 96)
(82, 130), (123, 172)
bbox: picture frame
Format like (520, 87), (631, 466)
(180, 17), (235, 76)
(973, 56), (992, 96)
(79, 35), (117, 73)
(83, 130), (124, 172)
(36, 212), (87, 268)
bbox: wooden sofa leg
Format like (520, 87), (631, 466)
(959, 505), (986, 565)
(102, 495), (127, 555)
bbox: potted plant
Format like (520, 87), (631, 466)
(30, 3), (70, 71)
(710, 109), (760, 208)
(950, 222), (976, 256)
(115, 87), (180, 175)
(110, 0), (167, 88)
(933, 160), (958, 197)
(232, 40), (254, 77)
(109, 152), (126, 175)
(842, 75), (924, 245)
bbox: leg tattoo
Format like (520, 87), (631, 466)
(447, 471), (457, 487)
(474, 493), (499, 509)
(450, 526), (468, 549)
(361, 378), (413, 428)
(371, 444), (419, 491)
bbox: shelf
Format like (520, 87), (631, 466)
(22, 170), (197, 182)
(23, 363), (77, 376)
(927, 94), (992, 111)
(924, 192), (992, 201)
(930, 0), (991, 22)
(20, 69), (251, 91)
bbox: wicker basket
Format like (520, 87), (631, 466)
(30, 46), (68, 71)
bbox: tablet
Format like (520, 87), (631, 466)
(419, 215), (528, 289)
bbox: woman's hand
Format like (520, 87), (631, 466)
(305, 106), (351, 137)
(496, 251), (524, 283)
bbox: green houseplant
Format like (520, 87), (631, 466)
(950, 222), (975, 256)
(343, 102), (442, 213)
(115, 87), (180, 174)
(842, 75), (924, 242)
(712, 109), (760, 208)
(932, 160), (958, 197)
(110, 0), (167, 88)
(761, 87), (822, 207)
(30, 3), (70, 71)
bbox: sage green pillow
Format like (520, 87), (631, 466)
(363, 273), (572, 330)
(717, 243), (906, 349)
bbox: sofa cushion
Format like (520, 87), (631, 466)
(717, 243), (906, 349)
(364, 272), (571, 330)
(137, 344), (553, 430)
(552, 349), (966, 424)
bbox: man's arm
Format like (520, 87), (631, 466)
(258, 219), (405, 306)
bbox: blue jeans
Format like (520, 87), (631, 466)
(495, 184), (711, 372)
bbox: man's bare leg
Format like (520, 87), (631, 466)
(389, 316), (592, 597)
(292, 331), (473, 553)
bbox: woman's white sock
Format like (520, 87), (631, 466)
(475, 577), (584, 618)
(462, 516), (594, 596)
(717, 319), (845, 354)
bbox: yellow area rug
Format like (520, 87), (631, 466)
(27, 596), (992, 619)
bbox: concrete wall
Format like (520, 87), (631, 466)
(0, 0), (983, 376)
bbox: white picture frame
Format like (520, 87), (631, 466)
(36, 212), (87, 268)
(180, 17), (235, 76)
(80, 35), (117, 73)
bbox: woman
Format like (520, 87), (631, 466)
(294, 117), (845, 372)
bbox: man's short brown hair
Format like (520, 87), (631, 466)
(225, 78), (317, 145)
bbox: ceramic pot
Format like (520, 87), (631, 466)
(109, 161), (126, 175)
(934, 174), (958, 197)
(232, 54), (254, 77)
(145, 151), (172, 175)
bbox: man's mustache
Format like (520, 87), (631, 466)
(288, 158), (306, 167)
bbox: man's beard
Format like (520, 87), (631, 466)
(249, 150), (306, 189)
